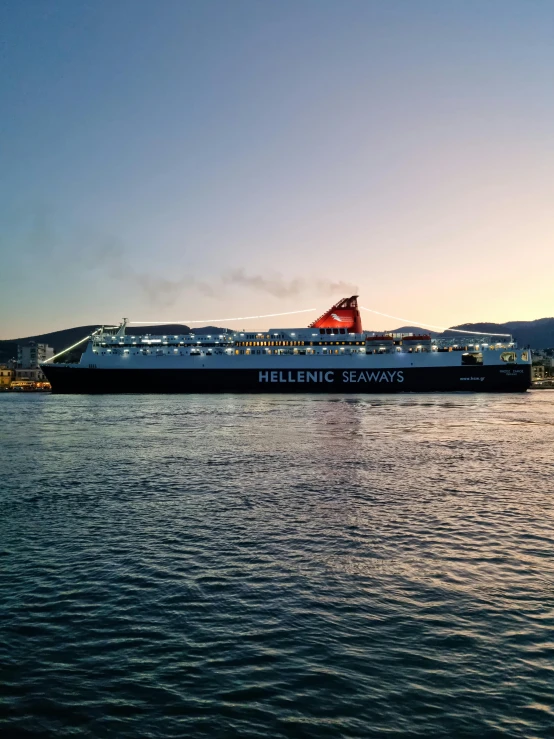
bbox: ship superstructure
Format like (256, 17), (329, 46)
(41, 296), (532, 393)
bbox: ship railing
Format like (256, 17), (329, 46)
(433, 336), (514, 348)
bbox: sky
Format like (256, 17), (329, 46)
(1, 0), (553, 338)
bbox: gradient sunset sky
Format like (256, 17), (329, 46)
(1, 0), (553, 338)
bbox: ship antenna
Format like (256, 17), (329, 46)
(116, 318), (128, 337)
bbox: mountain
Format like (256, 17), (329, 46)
(449, 319), (554, 348)
(386, 320), (554, 348)
(2, 317), (554, 364)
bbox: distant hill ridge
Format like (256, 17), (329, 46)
(450, 319), (554, 348)
(2, 317), (554, 363)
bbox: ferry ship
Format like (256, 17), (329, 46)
(41, 296), (532, 393)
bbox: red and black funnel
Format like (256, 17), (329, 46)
(309, 296), (363, 333)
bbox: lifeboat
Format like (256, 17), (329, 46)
(365, 335), (395, 352)
(402, 334), (432, 351)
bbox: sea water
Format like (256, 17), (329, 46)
(1, 392), (553, 737)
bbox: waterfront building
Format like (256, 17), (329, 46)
(0, 366), (15, 388)
(18, 343), (54, 369)
(17, 342), (54, 382)
(15, 368), (46, 382)
(532, 364), (545, 381)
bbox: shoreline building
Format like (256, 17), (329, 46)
(16, 342), (54, 382)
(0, 366), (15, 389)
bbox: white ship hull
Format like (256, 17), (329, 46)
(41, 296), (532, 393)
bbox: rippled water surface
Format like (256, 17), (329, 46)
(1, 392), (554, 738)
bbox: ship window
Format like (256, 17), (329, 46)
(461, 352), (483, 366)
(521, 351), (529, 361)
(339, 329), (346, 334)
(501, 352), (517, 363)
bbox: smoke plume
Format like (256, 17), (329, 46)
(222, 269), (304, 298)
(223, 270), (358, 298)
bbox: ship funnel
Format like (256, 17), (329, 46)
(309, 296), (363, 333)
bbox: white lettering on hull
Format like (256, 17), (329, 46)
(258, 370), (404, 383)
(259, 370), (334, 383)
(342, 370), (404, 383)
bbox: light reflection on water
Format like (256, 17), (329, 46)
(1, 391), (554, 737)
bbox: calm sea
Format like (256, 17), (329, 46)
(1, 392), (554, 738)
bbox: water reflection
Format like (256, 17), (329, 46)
(1, 391), (553, 738)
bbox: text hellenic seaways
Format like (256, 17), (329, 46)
(258, 370), (405, 384)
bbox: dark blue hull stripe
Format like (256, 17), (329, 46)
(42, 366), (532, 394)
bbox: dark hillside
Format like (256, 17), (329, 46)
(451, 319), (554, 348)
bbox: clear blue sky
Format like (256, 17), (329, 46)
(1, 0), (553, 337)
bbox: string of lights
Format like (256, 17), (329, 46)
(43, 329), (103, 363)
(359, 306), (511, 337)
(44, 304), (511, 365)
(129, 308), (317, 325)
